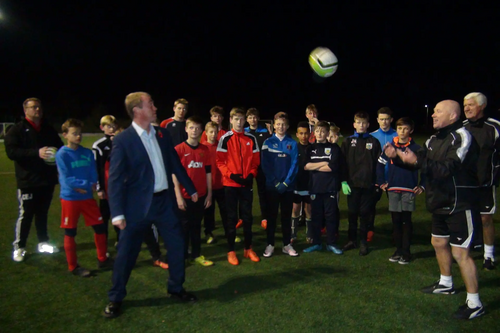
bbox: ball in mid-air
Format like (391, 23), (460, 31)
(308, 47), (338, 78)
(44, 147), (58, 165)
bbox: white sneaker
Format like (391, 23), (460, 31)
(263, 245), (274, 258)
(13, 248), (26, 262)
(283, 244), (299, 257)
(38, 242), (60, 254)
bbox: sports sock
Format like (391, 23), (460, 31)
(291, 217), (299, 236)
(305, 218), (313, 239)
(484, 244), (494, 260)
(466, 293), (482, 308)
(439, 274), (453, 287)
(94, 233), (108, 262)
(64, 235), (78, 271)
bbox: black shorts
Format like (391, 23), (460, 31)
(431, 210), (478, 248)
(293, 191), (311, 204)
(478, 186), (496, 214)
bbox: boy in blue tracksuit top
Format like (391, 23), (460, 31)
(55, 119), (111, 277)
(303, 121), (346, 255)
(377, 117), (425, 264)
(261, 112), (299, 258)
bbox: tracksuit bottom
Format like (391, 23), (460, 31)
(347, 187), (374, 244)
(225, 186), (253, 251)
(311, 192), (340, 246)
(392, 211), (413, 257)
(266, 190), (293, 246)
(203, 188), (227, 236)
(13, 185), (55, 250)
(180, 196), (206, 259)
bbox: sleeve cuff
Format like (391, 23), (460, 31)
(112, 215), (125, 223)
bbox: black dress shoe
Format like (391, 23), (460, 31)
(103, 301), (122, 318)
(168, 290), (197, 303)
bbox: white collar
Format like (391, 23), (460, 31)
(132, 121), (155, 138)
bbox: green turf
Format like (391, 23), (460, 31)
(0, 134), (499, 333)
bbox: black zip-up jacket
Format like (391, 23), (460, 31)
(341, 132), (382, 189)
(4, 119), (63, 189)
(92, 135), (113, 192)
(296, 142), (311, 191)
(416, 120), (479, 214)
(463, 117), (500, 187)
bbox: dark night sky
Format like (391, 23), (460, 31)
(1, 1), (499, 130)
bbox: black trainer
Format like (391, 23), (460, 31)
(103, 301), (122, 318)
(98, 257), (115, 270)
(421, 281), (455, 294)
(483, 258), (495, 271)
(343, 241), (357, 251)
(71, 266), (91, 278)
(454, 301), (485, 320)
(389, 251), (401, 263)
(398, 256), (410, 265)
(359, 242), (368, 256)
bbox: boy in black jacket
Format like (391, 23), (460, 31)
(303, 121), (346, 254)
(341, 112), (382, 255)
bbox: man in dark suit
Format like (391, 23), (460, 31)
(103, 92), (198, 318)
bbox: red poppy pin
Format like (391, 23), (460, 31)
(158, 131), (163, 138)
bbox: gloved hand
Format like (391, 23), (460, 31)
(230, 173), (245, 185)
(276, 182), (288, 194)
(244, 174), (254, 187)
(341, 181), (351, 195)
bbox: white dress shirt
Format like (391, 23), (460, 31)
(132, 121), (168, 193)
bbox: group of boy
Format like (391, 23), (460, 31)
(5, 92), (497, 320)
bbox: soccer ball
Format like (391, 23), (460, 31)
(44, 147), (58, 165)
(308, 47), (338, 78)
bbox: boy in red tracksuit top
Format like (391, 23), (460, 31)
(202, 121), (228, 244)
(217, 108), (260, 265)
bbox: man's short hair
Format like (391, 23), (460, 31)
(205, 121), (218, 131)
(377, 107), (393, 117)
(464, 92), (487, 107)
(210, 106), (224, 116)
(230, 107), (245, 118)
(274, 111), (289, 124)
(125, 92), (147, 119)
(395, 117), (414, 131)
(306, 104), (318, 115)
(315, 121), (330, 132)
(100, 115), (116, 126)
(185, 116), (204, 127)
(297, 121), (310, 132)
(246, 108), (260, 118)
(354, 111), (369, 122)
(62, 118), (84, 133)
(23, 98), (41, 109)
(174, 98), (189, 107)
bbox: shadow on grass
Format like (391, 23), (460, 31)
(124, 265), (341, 310)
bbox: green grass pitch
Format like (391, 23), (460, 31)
(0, 134), (499, 332)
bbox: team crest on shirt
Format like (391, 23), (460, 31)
(310, 194), (316, 200)
(325, 148), (331, 155)
(273, 144), (278, 148)
(172, 123), (176, 127)
(351, 139), (357, 147)
(366, 143), (373, 150)
(287, 144), (291, 150)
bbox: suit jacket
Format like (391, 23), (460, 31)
(108, 125), (196, 222)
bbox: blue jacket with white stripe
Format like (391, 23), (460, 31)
(261, 134), (299, 191)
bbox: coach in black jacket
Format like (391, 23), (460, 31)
(389, 100), (484, 320)
(4, 98), (63, 262)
